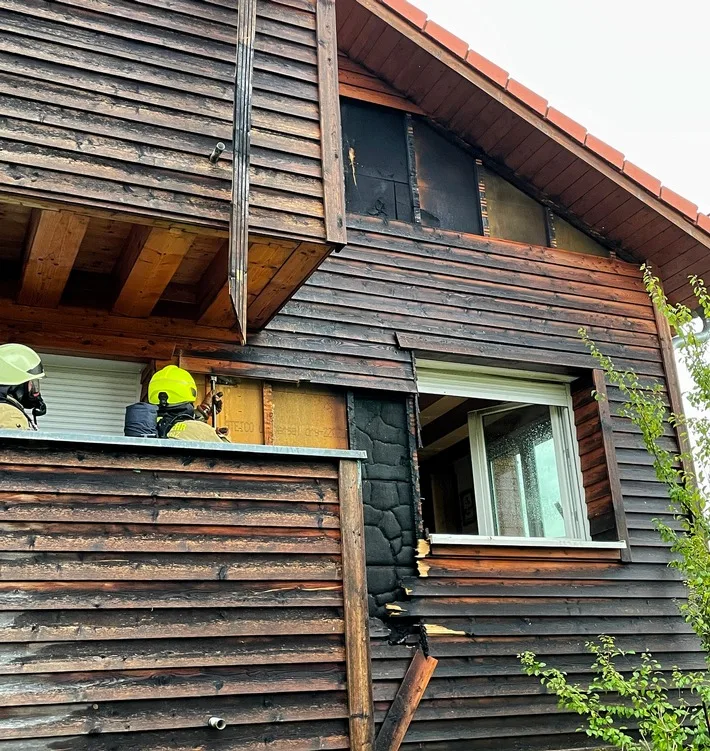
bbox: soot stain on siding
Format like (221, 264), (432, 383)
(349, 393), (417, 616)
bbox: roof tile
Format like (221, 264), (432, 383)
(584, 134), (624, 170)
(379, 0), (427, 29)
(546, 107), (586, 143)
(661, 187), (698, 221)
(697, 213), (710, 233)
(465, 49), (508, 88)
(622, 161), (662, 197)
(423, 20), (468, 58)
(506, 78), (548, 116)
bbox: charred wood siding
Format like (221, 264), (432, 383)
(250, 0), (328, 241)
(0, 0), (329, 241)
(229, 216), (664, 387)
(377, 544), (702, 751)
(202, 216), (698, 749)
(0, 438), (362, 747)
(206, 217), (676, 558)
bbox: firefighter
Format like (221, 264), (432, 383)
(0, 343), (47, 430)
(148, 365), (227, 443)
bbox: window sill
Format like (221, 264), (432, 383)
(428, 534), (627, 551)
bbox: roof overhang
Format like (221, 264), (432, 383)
(337, 0), (710, 306)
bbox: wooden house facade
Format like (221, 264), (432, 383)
(0, 0), (708, 749)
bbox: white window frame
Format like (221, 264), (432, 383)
(417, 359), (590, 543)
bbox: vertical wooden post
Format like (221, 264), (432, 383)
(592, 369), (632, 562)
(316, 0), (347, 247)
(653, 300), (696, 479)
(404, 114), (422, 226)
(231, 0), (258, 343)
(339, 459), (374, 751)
(262, 382), (274, 445)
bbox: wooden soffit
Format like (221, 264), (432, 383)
(1, 201), (331, 340)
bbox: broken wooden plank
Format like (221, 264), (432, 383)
(113, 226), (195, 317)
(375, 648), (438, 751)
(17, 209), (89, 308)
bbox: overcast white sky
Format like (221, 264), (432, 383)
(415, 0), (710, 214)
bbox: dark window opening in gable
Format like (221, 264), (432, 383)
(341, 99), (413, 223)
(340, 97), (613, 257)
(413, 120), (482, 234)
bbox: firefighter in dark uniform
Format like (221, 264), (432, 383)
(148, 365), (228, 443)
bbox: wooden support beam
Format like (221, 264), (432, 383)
(375, 648), (438, 751)
(339, 459), (375, 751)
(230, 0), (258, 343)
(17, 209), (89, 308)
(316, 0), (347, 246)
(197, 241), (237, 328)
(113, 226), (195, 318)
(0, 320), (176, 361)
(247, 242), (331, 330)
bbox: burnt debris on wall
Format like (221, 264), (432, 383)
(349, 393), (417, 616)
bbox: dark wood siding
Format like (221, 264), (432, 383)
(200, 217), (679, 560)
(210, 216), (695, 749)
(0, 0), (333, 242)
(204, 215), (662, 388)
(250, 0), (328, 241)
(0, 437), (364, 747)
(378, 544), (701, 750)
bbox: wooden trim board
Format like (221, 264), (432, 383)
(339, 458), (375, 751)
(230, 0), (258, 343)
(317, 0), (347, 246)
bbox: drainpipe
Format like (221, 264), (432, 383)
(672, 313), (710, 348)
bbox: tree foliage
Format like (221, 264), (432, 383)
(520, 268), (710, 750)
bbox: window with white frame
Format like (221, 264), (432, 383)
(416, 361), (589, 542)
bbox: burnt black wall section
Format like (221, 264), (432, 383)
(349, 392), (417, 616)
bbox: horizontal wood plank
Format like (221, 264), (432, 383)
(0, 552), (343, 582)
(0, 634), (345, 675)
(0, 691), (347, 739)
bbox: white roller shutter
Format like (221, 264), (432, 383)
(37, 354), (144, 436)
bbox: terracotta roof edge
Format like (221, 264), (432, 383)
(372, 0), (710, 238)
